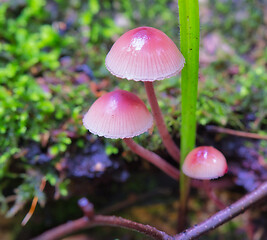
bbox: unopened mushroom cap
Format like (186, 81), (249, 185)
(105, 26), (185, 81)
(83, 90), (153, 139)
(182, 146), (228, 180)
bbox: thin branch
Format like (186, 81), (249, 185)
(174, 181), (267, 240)
(21, 177), (46, 226)
(32, 198), (172, 240)
(32, 182), (267, 240)
(206, 125), (267, 140)
(32, 215), (172, 240)
(78, 198), (94, 219)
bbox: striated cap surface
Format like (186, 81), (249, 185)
(83, 90), (153, 139)
(105, 26), (185, 81)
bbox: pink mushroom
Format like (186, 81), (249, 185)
(182, 146), (228, 209)
(182, 146), (228, 180)
(105, 26), (185, 163)
(105, 27), (184, 81)
(83, 89), (153, 139)
(83, 90), (179, 180)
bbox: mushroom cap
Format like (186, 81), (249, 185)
(105, 26), (185, 81)
(182, 146), (228, 180)
(83, 90), (153, 139)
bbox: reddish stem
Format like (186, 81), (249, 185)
(144, 82), (180, 162)
(33, 182), (267, 240)
(191, 177), (233, 189)
(203, 180), (226, 210)
(123, 138), (179, 180)
(32, 215), (172, 240)
(206, 125), (267, 140)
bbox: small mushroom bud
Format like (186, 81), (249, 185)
(182, 146), (228, 180)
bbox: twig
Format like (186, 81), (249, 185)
(21, 177), (46, 226)
(33, 199), (172, 240)
(78, 198), (94, 219)
(175, 181), (267, 240)
(32, 182), (267, 240)
(206, 125), (267, 140)
(32, 213), (172, 240)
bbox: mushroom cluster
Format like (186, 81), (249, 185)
(82, 26), (229, 192)
(105, 26), (185, 163)
(83, 26), (185, 176)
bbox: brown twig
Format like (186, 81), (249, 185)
(78, 198), (94, 219)
(206, 125), (267, 140)
(33, 182), (267, 240)
(32, 215), (172, 240)
(21, 177), (46, 226)
(32, 199), (171, 240)
(175, 181), (267, 240)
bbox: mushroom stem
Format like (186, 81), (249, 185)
(123, 138), (179, 180)
(203, 180), (226, 210)
(144, 81), (180, 162)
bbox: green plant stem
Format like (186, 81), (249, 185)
(178, 0), (200, 231)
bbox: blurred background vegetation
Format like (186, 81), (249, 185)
(0, 0), (267, 239)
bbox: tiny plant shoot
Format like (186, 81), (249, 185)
(178, 0), (200, 230)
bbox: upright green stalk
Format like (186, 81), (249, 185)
(178, 0), (200, 231)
